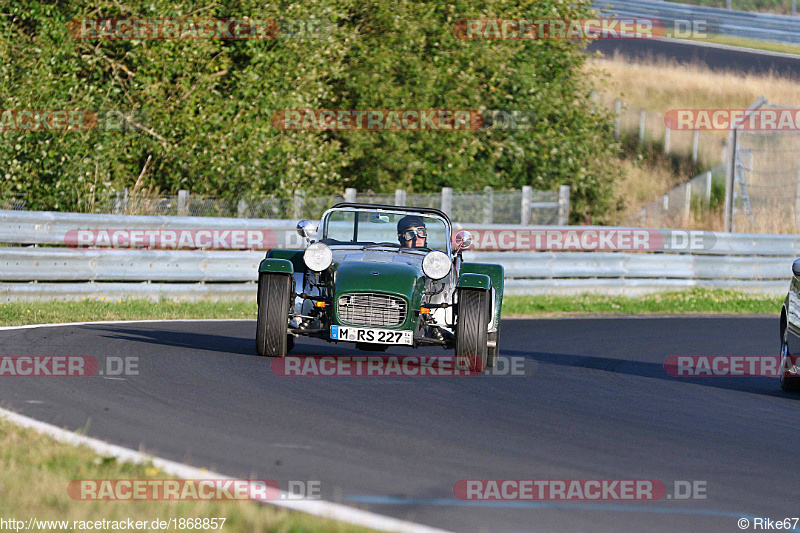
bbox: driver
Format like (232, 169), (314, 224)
(397, 215), (427, 249)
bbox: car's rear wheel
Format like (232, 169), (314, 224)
(256, 273), (292, 357)
(780, 327), (800, 392)
(455, 289), (488, 372)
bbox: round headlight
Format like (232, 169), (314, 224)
(304, 242), (333, 271)
(422, 250), (452, 280)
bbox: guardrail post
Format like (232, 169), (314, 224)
(177, 190), (189, 216)
(664, 119), (671, 154)
(794, 0), (797, 16)
(483, 186), (494, 224)
(237, 199), (248, 218)
(395, 189), (406, 206)
(558, 185), (570, 225)
(614, 98), (621, 142)
(692, 130), (699, 165)
(345, 188), (357, 203)
(441, 187), (452, 216)
(293, 190), (305, 219)
(705, 171), (712, 206)
(521, 186), (532, 225)
(663, 194), (669, 212)
(639, 109), (646, 144)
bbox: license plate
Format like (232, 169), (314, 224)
(330, 325), (413, 345)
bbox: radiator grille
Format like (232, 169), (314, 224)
(337, 293), (407, 327)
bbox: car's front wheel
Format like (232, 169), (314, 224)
(780, 327), (800, 392)
(455, 289), (488, 372)
(255, 273), (292, 357)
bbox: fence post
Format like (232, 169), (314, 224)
(640, 207), (646, 226)
(483, 186), (494, 224)
(683, 183), (691, 226)
(558, 185), (570, 225)
(441, 187), (452, 216)
(521, 186), (532, 225)
(293, 190), (305, 219)
(123, 188), (130, 214)
(345, 188), (357, 203)
(692, 130), (699, 165)
(795, 155), (800, 228)
(614, 98), (622, 142)
(705, 171), (712, 206)
(177, 189), (189, 216)
(662, 194), (669, 212)
(395, 189), (406, 206)
(724, 131), (737, 232)
(639, 109), (646, 143)
(664, 119), (671, 154)
(237, 199), (248, 218)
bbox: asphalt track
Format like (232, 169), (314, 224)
(588, 38), (800, 77)
(1, 317), (798, 533)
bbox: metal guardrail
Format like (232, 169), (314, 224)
(0, 209), (796, 299)
(594, 0), (800, 44)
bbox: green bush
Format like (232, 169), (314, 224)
(0, 0), (621, 222)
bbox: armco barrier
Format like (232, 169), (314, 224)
(593, 0), (800, 45)
(0, 209), (796, 299)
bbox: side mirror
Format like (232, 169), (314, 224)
(296, 220), (318, 243)
(454, 230), (473, 252)
(792, 258), (800, 277)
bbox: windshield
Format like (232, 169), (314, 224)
(321, 209), (449, 253)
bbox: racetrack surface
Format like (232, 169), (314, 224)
(588, 38), (800, 77)
(1, 317), (797, 533)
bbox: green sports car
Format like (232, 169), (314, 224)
(255, 203), (504, 371)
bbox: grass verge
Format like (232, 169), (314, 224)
(502, 289), (782, 317)
(0, 417), (374, 533)
(0, 290), (783, 327)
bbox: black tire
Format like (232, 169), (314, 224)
(780, 327), (800, 392)
(455, 289), (488, 372)
(255, 273), (292, 357)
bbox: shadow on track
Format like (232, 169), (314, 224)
(506, 349), (800, 400)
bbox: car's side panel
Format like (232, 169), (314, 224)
(787, 271), (800, 355)
(460, 263), (504, 333)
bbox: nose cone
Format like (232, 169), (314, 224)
(333, 261), (422, 297)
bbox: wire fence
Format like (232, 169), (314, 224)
(730, 100), (800, 233)
(23, 186), (570, 225)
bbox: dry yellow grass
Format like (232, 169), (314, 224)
(0, 418), (374, 532)
(586, 54), (800, 113)
(592, 55), (800, 231)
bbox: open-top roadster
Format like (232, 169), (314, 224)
(255, 203), (504, 371)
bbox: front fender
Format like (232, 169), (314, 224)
(258, 258), (293, 274)
(457, 273), (491, 291)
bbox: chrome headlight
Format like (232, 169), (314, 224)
(422, 250), (451, 280)
(304, 242), (333, 271)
